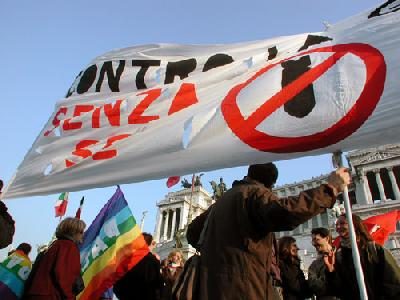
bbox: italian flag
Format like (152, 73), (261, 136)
(55, 192), (69, 217)
(75, 196), (85, 219)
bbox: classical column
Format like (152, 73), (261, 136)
(162, 210), (170, 241)
(155, 210), (163, 242)
(307, 219), (313, 230)
(317, 214), (323, 227)
(361, 171), (373, 204)
(170, 209), (177, 239)
(179, 207), (184, 229)
(374, 169), (387, 201)
(388, 167), (400, 200)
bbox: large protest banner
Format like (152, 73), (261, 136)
(4, 1), (400, 198)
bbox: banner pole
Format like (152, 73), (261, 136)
(332, 151), (368, 300)
(187, 174), (196, 225)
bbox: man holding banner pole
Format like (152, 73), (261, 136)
(186, 162), (350, 300)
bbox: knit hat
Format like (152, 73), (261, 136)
(247, 163), (278, 188)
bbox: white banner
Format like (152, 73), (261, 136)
(5, 1), (400, 198)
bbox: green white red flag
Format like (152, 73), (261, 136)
(54, 192), (69, 217)
(75, 196), (85, 219)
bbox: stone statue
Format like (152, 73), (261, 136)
(181, 174), (204, 189)
(210, 177), (228, 200)
(174, 228), (186, 248)
(194, 173), (204, 187)
(181, 178), (192, 189)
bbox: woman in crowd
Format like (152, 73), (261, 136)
(161, 250), (184, 300)
(23, 217), (86, 300)
(324, 213), (400, 299)
(279, 236), (312, 300)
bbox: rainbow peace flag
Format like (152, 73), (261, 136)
(78, 187), (149, 300)
(0, 250), (32, 300)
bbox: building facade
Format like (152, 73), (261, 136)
(154, 186), (213, 259)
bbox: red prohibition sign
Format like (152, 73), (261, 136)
(221, 43), (386, 153)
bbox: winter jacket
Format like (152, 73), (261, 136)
(22, 238), (81, 300)
(114, 252), (163, 300)
(187, 178), (336, 300)
(280, 258), (312, 300)
(308, 255), (339, 300)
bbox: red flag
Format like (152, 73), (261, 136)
(55, 192), (69, 217)
(75, 196), (85, 219)
(363, 210), (400, 245)
(166, 176), (180, 188)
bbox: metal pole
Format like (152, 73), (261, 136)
(187, 174), (196, 225)
(332, 151), (368, 299)
(140, 210), (148, 230)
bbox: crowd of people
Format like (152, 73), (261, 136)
(1, 163), (400, 299)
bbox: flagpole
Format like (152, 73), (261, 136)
(187, 174), (196, 225)
(140, 211), (148, 230)
(332, 151), (368, 300)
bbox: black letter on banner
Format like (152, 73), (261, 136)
(298, 35), (332, 52)
(164, 58), (197, 84)
(65, 71), (83, 98)
(95, 60), (125, 92)
(202, 54), (234, 72)
(132, 60), (161, 90)
(267, 47), (278, 60)
(77, 65), (98, 95)
(281, 56), (316, 118)
(368, 0), (400, 18)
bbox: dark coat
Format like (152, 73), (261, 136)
(326, 241), (400, 300)
(187, 178), (336, 300)
(114, 252), (163, 300)
(23, 239), (81, 300)
(279, 258), (312, 300)
(161, 264), (183, 300)
(308, 256), (339, 300)
(0, 201), (15, 249)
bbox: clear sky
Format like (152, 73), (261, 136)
(0, 0), (381, 258)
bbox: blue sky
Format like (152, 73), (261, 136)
(0, 0), (381, 258)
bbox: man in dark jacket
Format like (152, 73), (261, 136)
(114, 233), (163, 300)
(187, 163), (350, 300)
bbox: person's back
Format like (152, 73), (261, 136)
(188, 178), (278, 299)
(113, 233), (163, 300)
(23, 217), (85, 300)
(187, 163), (347, 300)
(114, 252), (162, 300)
(0, 243), (32, 300)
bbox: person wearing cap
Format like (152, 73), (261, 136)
(186, 163), (350, 300)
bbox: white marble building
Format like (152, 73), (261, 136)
(154, 186), (213, 260)
(154, 144), (400, 264)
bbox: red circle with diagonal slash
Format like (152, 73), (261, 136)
(221, 43), (386, 153)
